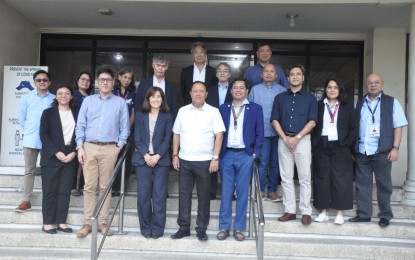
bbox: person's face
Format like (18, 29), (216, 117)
(190, 83), (208, 107)
(325, 80), (340, 100)
(56, 87), (73, 106)
(77, 73), (91, 91)
(192, 46), (207, 64)
(34, 73), (51, 92)
(149, 91), (162, 110)
(216, 64), (231, 83)
(118, 72), (133, 88)
(97, 72), (114, 95)
(152, 62), (168, 78)
(256, 45), (272, 64)
(231, 80), (248, 101)
(288, 67), (304, 88)
(261, 64), (277, 84)
(366, 74), (384, 97)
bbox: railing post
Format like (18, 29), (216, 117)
(91, 217), (99, 260)
(117, 159), (127, 234)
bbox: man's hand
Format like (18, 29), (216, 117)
(172, 156), (179, 171)
(209, 160), (219, 173)
(388, 149), (399, 162)
(77, 147), (86, 164)
(285, 137), (299, 151)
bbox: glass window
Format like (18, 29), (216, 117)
(97, 39), (144, 48)
(310, 43), (361, 55)
(45, 51), (92, 93)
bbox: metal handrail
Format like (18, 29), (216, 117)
(90, 139), (132, 260)
(247, 159), (265, 260)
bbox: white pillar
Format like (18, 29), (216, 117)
(402, 4), (415, 206)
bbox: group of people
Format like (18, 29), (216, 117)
(15, 41), (407, 241)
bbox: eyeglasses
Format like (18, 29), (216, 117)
(79, 78), (91, 83)
(35, 78), (49, 83)
(97, 78), (113, 83)
(367, 81), (381, 85)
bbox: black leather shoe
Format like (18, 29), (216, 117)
(196, 231), (208, 241)
(348, 216), (371, 222)
(42, 226), (57, 234)
(378, 218), (390, 227)
(171, 229), (190, 239)
(142, 233), (152, 238)
(57, 226), (73, 233)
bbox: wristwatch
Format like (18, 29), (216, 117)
(296, 134), (302, 140)
(212, 155), (219, 161)
(392, 146), (399, 150)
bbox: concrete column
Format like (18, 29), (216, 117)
(402, 4), (415, 206)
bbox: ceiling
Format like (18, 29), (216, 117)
(3, 0), (413, 37)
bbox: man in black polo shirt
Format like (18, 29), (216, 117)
(270, 64), (318, 225)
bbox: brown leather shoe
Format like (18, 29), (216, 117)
(77, 224), (92, 238)
(278, 213), (296, 222)
(301, 215), (312, 225)
(15, 201), (31, 213)
(98, 223), (113, 236)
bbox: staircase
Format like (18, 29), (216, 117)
(0, 169), (414, 259)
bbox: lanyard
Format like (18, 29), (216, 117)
(365, 98), (380, 124)
(117, 90), (129, 100)
(231, 105), (245, 131)
(325, 103), (339, 124)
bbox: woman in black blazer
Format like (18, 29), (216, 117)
(132, 86), (173, 239)
(40, 83), (78, 234)
(311, 78), (357, 225)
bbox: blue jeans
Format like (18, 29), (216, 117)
(258, 136), (280, 193)
(219, 150), (253, 231)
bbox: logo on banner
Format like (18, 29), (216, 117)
(16, 81), (34, 91)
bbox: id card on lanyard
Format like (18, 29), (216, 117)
(366, 99), (380, 138)
(230, 105), (244, 145)
(326, 103), (339, 141)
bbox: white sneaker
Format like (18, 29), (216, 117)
(314, 212), (329, 222)
(334, 215), (344, 225)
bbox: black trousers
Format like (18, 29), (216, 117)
(177, 159), (211, 232)
(41, 160), (77, 224)
(312, 137), (353, 210)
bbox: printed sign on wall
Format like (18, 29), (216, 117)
(1, 66), (48, 167)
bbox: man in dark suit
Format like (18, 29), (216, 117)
(180, 42), (218, 105)
(205, 62), (232, 200)
(216, 78), (264, 241)
(135, 54), (179, 120)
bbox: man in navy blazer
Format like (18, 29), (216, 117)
(180, 42), (218, 105)
(217, 78), (264, 241)
(135, 54), (179, 121)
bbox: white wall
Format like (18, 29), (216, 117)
(0, 0), (40, 151)
(370, 28), (408, 186)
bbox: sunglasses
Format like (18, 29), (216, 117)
(35, 78), (49, 83)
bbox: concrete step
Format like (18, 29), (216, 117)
(1, 207), (414, 240)
(0, 226), (414, 259)
(0, 173), (406, 202)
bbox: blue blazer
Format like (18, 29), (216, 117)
(134, 77), (179, 121)
(219, 101), (264, 157)
(132, 111), (173, 167)
(39, 107), (78, 167)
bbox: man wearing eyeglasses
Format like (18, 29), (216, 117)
(349, 73), (407, 228)
(16, 70), (55, 213)
(75, 67), (129, 237)
(180, 42), (218, 105)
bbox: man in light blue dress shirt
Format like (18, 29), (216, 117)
(75, 67), (129, 237)
(350, 73), (407, 228)
(248, 64), (286, 201)
(16, 70), (55, 213)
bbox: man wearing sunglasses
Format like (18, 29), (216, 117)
(16, 70), (55, 213)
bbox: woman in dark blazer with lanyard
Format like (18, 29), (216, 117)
(40, 83), (78, 234)
(312, 78), (357, 225)
(132, 86), (173, 239)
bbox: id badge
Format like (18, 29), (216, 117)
(370, 124), (380, 138)
(327, 124), (338, 141)
(230, 134), (241, 146)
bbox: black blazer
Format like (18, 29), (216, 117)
(39, 107), (78, 167)
(180, 65), (218, 105)
(132, 112), (173, 167)
(311, 100), (357, 147)
(134, 77), (180, 121)
(205, 84), (232, 109)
